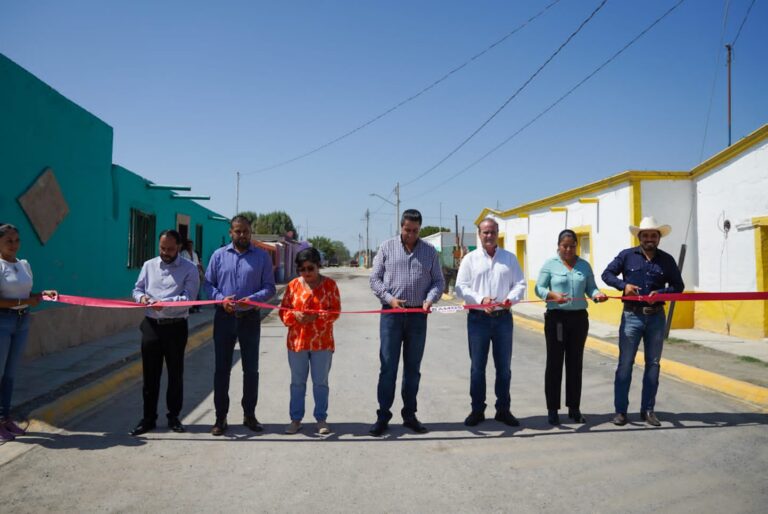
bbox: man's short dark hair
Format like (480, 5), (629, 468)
(400, 209), (422, 226)
(230, 215), (251, 228)
(159, 229), (182, 245)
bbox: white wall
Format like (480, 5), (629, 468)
(695, 140), (768, 291)
(642, 179), (697, 288)
(592, 184), (632, 288)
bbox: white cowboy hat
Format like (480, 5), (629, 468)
(629, 216), (672, 237)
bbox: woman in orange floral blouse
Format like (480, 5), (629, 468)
(279, 247), (341, 435)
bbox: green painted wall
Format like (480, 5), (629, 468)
(0, 53), (228, 301)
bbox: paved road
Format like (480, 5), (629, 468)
(1, 269), (766, 512)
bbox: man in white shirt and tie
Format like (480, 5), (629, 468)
(455, 218), (526, 427)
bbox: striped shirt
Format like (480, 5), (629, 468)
(370, 237), (444, 307)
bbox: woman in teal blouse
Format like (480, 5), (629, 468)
(535, 229), (607, 426)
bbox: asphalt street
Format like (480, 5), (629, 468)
(1, 269), (766, 513)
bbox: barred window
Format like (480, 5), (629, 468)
(128, 208), (156, 268)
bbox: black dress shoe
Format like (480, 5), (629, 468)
(641, 410), (661, 427)
(403, 417), (428, 434)
(211, 418), (228, 436)
(464, 411), (485, 427)
(129, 419), (156, 436)
(168, 417), (185, 433)
(368, 420), (388, 437)
(494, 410), (520, 427)
(568, 409), (586, 424)
(547, 410), (560, 426)
(612, 413), (628, 426)
(243, 416), (263, 432)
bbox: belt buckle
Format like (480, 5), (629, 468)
(642, 306), (657, 315)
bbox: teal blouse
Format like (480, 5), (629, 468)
(535, 256), (601, 311)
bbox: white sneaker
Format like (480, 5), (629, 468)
(285, 420), (302, 434)
(316, 420), (331, 435)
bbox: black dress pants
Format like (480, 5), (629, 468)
(544, 309), (589, 411)
(140, 317), (188, 421)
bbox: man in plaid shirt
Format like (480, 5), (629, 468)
(369, 209), (444, 436)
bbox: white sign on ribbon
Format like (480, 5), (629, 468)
(431, 305), (465, 314)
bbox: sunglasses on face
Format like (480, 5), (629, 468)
(298, 265), (318, 273)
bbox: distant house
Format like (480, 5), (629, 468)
(474, 124), (768, 340)
(1, 53), (230, 357)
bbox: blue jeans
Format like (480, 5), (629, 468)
(467, 310), (513, 413)
(376, 311), (428, 422)
(614, 309), (666, 413)
(213, 308), (261, 420)
(0, 311), (30, 418)
(287, 350), (333, 422)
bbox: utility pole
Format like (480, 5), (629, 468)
(726, 43), (732, 147)
(235, 171), (240, 215)
(395, 182), (401, 235)
(365, 208), (370, 268)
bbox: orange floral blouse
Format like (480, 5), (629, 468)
(279, 276), (341, 352)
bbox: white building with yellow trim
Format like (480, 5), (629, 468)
(474, 124), (768, 340)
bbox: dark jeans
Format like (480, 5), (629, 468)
(140, 317), (188, 422)
(544, 309), (589, 411)
(0, 310), (30, 418)
(467, 310), (513, 413)
(615, 309), (666, 413)
(376, 310), (428, 422)
(213, 308), (261, 420)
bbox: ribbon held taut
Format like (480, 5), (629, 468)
(42, 291), (768, 316)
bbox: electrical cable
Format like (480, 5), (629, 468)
(404, 0), (687, 201)
(731, 0), (757, 47)
(242, 0), (563, 176)
(401, 0), (609, 188)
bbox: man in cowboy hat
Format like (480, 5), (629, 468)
(602, 216), (684, 427)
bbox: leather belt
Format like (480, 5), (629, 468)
(149, 317), (187, 325)
(0, 307), (29, 316)
(623, 303), (664, 315)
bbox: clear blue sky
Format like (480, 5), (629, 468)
(2, 0), (766, 254)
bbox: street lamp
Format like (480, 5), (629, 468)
(369, 182), (400, 237)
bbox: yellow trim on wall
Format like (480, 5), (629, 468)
(516, 237), (527, 296)
(497, 231), (506, 250)
(629, 180), (642, 246)
(754, 220), (768, 337)
(550, 207), (567, 212)
(579, 198), (599, 203)
(474, 124), (768, 226)
(473, 170), (688, 224)
(570, 225), (594, 270)
(690, 124), (768, 179)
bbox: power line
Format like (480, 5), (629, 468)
(732, 0), (757, 47)
(405, 0), (687, 201)
(698, 0), (732, 162)
(400, 0), (609, 188)
(242, 0), (563, 176)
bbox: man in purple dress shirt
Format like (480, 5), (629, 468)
(204, 216), (276, 436)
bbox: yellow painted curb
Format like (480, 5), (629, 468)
(514, 315), (768, 411)
(29, 324), (213, 426)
